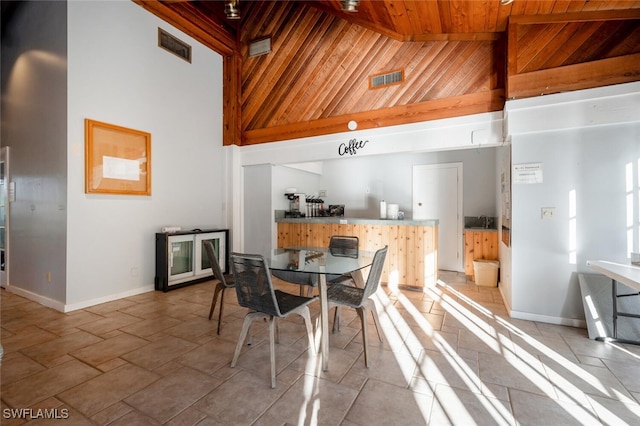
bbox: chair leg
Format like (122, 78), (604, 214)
(332, 306), (342, 332)
(357, 307), (370, 367)
(298, 306), (316, 352)
(364, 299), (384, 343)
(216, 288), (226, 335)
(268, 316), (276, 389)
(208, 283), (224, 320)
(231, 312), (261, 368)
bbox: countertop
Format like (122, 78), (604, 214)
(464, 227), (498, 232)
(276, 217), (439, 226)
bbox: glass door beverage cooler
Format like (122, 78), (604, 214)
(155, 229), (229, 291)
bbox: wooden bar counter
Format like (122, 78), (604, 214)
(276, 217), (438, 289)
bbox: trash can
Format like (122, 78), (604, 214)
(473, 260), (499, 287)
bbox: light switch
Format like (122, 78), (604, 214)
(541, 207), (556, 219)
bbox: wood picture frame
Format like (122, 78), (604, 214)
(85, 119), (151, 196)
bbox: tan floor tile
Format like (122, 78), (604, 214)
(1, 307), (65, 334)
(194, 370), (288, 424)
(0, 325), (58, 354)
(20, 331), (104, 367)
(95, 357), (129, 373)
(478, 351), (554, 397)
(347, 346), (418, 388)
(563, 335), (640, 364)
(4, 275), (640, 426)
(2, 360), (101, 408)
(107, 409), (162, 425)
(124, 366), (221, 423)
(76, 311), (143, 336)
(119, 316), (183, 338)
(69, 332), (149, 367)
(257, 374), (360, 426)
(510, 333), (579, 363)
(57, 363), (159, 417)
(165, 406), (208, 426)
(344, 378), (432, 426)
(587, 394), (640, 424)
(85, 298), (139, 315)
(0, 351), (46, 385)
(509, 388), (599, 425)
(176, 338), (242, 375)
(39, 311), (105, 336)
(90, 401), (133, 425)
(601, 358), (640, 394)
(120, 335), (199, 370)
(417, 348), (482, 393)
(543, 355), (636, 404)
(429, 383), (514, 425)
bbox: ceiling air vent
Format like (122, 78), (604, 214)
(370, 69), (404, 89)
(158, 28), (191, 63)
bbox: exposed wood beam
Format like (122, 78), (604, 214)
(305, 0), (500, 41)
(242, 90), (505, 145)
(509, 9), (640, 25)
(508, 53), (640, 99)
(133, 0), (236, 56)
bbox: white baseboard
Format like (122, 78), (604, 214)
(5, 284), (155, 313)
(498, 285), (586, 328)
(64, 285), (155, 312)
(5, 284), (66, 312)
(509, 309), (586, 328)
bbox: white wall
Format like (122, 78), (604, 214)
(64, 1), (225, 309)
(1, 1), (68, 303)
(317, 149), (497, 219)
(505, 82), (640, 325)
(242, 164), (272, 257)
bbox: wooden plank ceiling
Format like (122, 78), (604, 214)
(136, 1), (640, 145)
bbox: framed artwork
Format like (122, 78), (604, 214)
(85, 119), (151, 196)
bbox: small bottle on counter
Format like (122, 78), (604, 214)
(380, 200), (387, 219)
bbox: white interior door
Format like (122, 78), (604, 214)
(413, 163), (463, 272)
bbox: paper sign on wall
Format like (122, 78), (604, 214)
(513, 162), (543, 184)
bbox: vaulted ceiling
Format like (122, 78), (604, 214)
(136, 1), (640, 146)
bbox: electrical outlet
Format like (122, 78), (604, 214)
(541, 207), (556, 219)
(319, 190), (327, 197)
(46, 272), (51, 283)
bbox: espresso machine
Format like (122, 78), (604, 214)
(285, 193), (306, 217)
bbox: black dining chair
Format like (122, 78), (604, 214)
(329, 235), (359, 258)
(327, 235), (359, 284)
(203, 240), (234, 335)
(327, 245), (388, 367)
(271, 269), (318, 297)
(229, 252), (317, 388)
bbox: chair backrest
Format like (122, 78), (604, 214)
(230, 252), (281, 317)
(203, 240), (229, 286)
(329, 235), (359, 258)
(360, 246), (388, 302)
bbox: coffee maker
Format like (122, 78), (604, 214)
(285, 193), (306, 217)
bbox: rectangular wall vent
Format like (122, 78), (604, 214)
(249, 37), (272, 57)
(158, 28), (191, 63)
(370, 69), (404, 89)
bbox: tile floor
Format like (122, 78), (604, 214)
(2, 271), (640, 425)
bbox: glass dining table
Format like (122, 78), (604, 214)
(268, 246), (375, 371)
